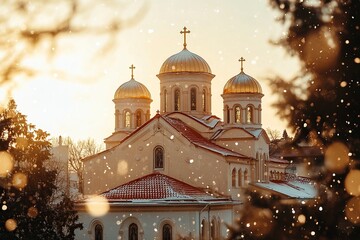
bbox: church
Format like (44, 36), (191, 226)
(75, 27), (308, 240)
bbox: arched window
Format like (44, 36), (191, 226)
(246, 106), (253, 123)
(95, 224), (103, 240)
(154, 146), (164, 169)
(190, 88), (197, 110)
(202, 89), (206, 112)
(125, 111), (131, 128)
(238, 169), (242, 187)
(136, 110), (141, 127)
(244, 169), (248, 184)
(226, 106), (230, 124)
(211, 219), (216, 240)
(146, 110), (150, 121)
(201, 219), (206, 239)
(115, 109), (120, 129)
(164, 89), (167, 112)
(232, 168), (236, 187)
(129, 223), (138, 240)
(235, 106), (241, 123)
(174, 88), (180, 111)
(163, 224), (172, 240)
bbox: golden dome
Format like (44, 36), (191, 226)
(159, 48), (212, 74)
(114, 78), (151, 100)
(223, 72), (263, 94)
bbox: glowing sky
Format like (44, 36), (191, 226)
(9, 0), (300, 142)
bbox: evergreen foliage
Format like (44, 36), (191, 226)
(229, 1), (360, 239)
(0, 100), (82, 239)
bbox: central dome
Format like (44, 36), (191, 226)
(159, 48), (212, 74)
(223, 72), (263, 94)
(114, 78), (151, 100)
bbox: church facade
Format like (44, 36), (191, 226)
(75, 27), (289, 240)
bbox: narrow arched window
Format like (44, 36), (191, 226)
(174, 88), (180, 111)
(238, 169), (242, 187)
(235, 106), (241, 123)
(232, 168), (236, 187)
(246, 106), (253, 123)
(211, 219), (216, 240)
(125, 111), (131, 128)
(146, 110), (150, 121)
(129, 223), (138, 240)
(163, 224), (172, 240)
(190, 88), (196, 110)
(95, 224), (103, 240)
(244, 169), (248, 183)
(164, 89), (167, 112)
(202, 89), (206, 112)
(115, 109), (120, 129)
(226, 106), (230, 124)
(201, 219), (206, 239)
(154, 146), (164, 169)
(136, 110), (141, 127)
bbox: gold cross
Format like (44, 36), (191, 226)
(180, 26), (190, 48)
(239, 57), (246, 72)
(129, 64), (135, 79)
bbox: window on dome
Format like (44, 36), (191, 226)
(95, 224), (103, 240)
(191, 88), (197, 110)
(136, 110), (141, 127)
(115, 109), (120, 129)
(246, 106), (253, 123)
(202, 89), (206, 112)
(174, 88), (180, 111)
(164, 89), (167, 112)
(129, 223), (138, 240)
(162, 224), (172, 240)
(232, 168), (236, 187)
(235, 106), (241, 123)
(125, 111), (131, 128)
(154, 146), (164, 169)
(225, 105), (230, 123)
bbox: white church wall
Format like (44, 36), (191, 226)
(83, 117), (232, 197)
(76, 205), (234, 240)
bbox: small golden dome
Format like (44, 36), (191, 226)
(223, 72), (262, 94)
(114, 78), (151, 100)
(159, 48), (212, 74)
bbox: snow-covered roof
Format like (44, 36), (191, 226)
(164, 117), (248, 158)
(210, 127), (266, 141)
(101, 172), (229, 201)
(250, 175), (316, 199)
(246, 129), (263, 138)
(268, 157), (289, 164)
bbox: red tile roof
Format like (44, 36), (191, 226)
(164, 117), (247, 158)
(101, 172), (222, 201)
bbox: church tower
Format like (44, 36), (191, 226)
(157, 27), (215, 118)
(105, 65), (152, 149)
(222, 57), (263, 129)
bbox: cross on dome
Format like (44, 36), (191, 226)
(239, 57), (246, 72)
(129, 64), (135, 79)
(180, 26), (190, 48)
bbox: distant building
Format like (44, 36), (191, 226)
(50, 137), (81, 200)
(75, 28), (314, 240)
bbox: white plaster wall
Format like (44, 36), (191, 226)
(76, 206), (234, 240)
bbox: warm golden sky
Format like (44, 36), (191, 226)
(8, 0), (300, 142)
